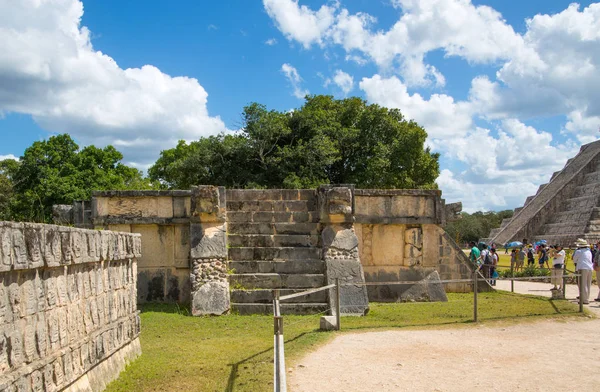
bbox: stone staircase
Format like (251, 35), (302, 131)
(486, 140), (600, 245)
(225, 189), (328, 315)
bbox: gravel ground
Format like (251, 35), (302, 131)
(289, 281), (600, 392)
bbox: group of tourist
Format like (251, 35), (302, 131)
(469, 238), (600, 304)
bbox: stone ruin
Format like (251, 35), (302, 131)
(0, 222), (141, 391)
(483, 139), (600, 246)
(73, 185), (473, 316)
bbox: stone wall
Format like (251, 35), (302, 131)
(89, 186), (472, 311)
(354, 190), (473, 300)
(92, 190), (192, 304)
(0, 222), (141, 391)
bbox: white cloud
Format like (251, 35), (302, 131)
(265, 38), (278, 45)
(360, 75), (472, 139)
(0, 0), (226, 167)
(281, 63), (309, 99)
(263, 0), (337, 48)
(264, 0), (531, 86)
(0, 154), (18, 161)
(324, 70), (353, 95)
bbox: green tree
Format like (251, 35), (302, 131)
(150, 95), (440, 189)
(0, 158), (19, 220)
(10, 134), (158, 222)
(445, 210), (514, 244)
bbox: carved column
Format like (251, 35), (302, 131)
(189, 186), (230, 316)
(318, 185), (369, 315)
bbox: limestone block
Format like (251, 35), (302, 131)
(47, 309), (60, 352)
(23, 320), (37, 363)
(44, 362), (56, 392)
(191, 281), (230, 316)
(319, 315), (337, 331)
(12, 225), (28, 270)
(0, 224), (12, 271)
(405, 227), (423, 247)
(35, 313), (48, 358)
(43, 229), (63, 267)
(57, 307), (68, 348)
(86, 231), (98, 263)
(0, 285), (8, 325)
(100, 231), (111, 261)
(325, 259), (369, 315)
(398, 270), (447, 302)
(70, 230), (84, 264)
(133, 235), (142, 258)
(191, 185), (226, 222)
(190, 223), (227, 259)
(6, 327), (24, 368)
(31, 370), (43, 392)
(327, 187), (352, 215)
(7, 276), (21, 319)
(56, 271), (67, 306)
(24, 224), (44, 269)
(0, 331), (9, 373)
(21, 274), (37, 316)
(60, 227), (73, 265)
(43, 269), (58, 309)
(322, 226), (358, 251)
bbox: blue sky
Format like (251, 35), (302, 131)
(1, 0), (599, 212)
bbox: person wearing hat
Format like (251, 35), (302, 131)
(550, 245), (565, 291)
(573, 238), (593, 304)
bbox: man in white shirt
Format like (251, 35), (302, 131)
(573, 238), (593, 304)
(551, 245), (565, 291)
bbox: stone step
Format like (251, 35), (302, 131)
(227, 211), (318, 223)
(229, 273), (326, 289)
(550, 171), (561, 181)
(489, 228), (501, 237)
(524, 195), (535, 205)
(228, 247), (321, 261)
(591, 208), (600, 220)
(513, 207), (523, 215)
(583, 171), (600, 184)
(226, 189), (316, 202)
(574, 183), (600, 198)
(228, 222), (320, 235)
(563, 195), (598, 211)
(533, 234), (580, 247)
(230, 289), (327, 304)
(547, 210), (593, 224)
(229, 260), (325, 274)
(228, 234), (320, 248)
(540, 221), (588, 235)
(585, 220), (600, 233)
(500, 218), (512, 228)
(231, 303), (329, 315)
(226, 200), (317, 213)
(536, 183), (547, 195)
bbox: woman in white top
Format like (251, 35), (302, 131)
(573, 239), (593, 304)
(551, 245), (565, 291)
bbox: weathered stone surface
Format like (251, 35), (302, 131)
(325, 259), (369, 315)
(52, 205), (73, 225)
(191, 281), (230, 316)
(322, 226), (358, 251)
(0, 222), (141, 391)
(190, 223), (227, 259)
(191, 185), (226, 222)
(319, 315), (337, 331)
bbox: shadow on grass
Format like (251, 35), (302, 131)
(225, 332), (317, 392)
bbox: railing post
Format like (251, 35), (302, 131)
(578, 273), (584, 313)
(473, 269), (478, 323)
(562, 268), (567, 299)
(273, 290), (286, 392)
(335, 278), (341, 331)
(510, 262), (514, 293)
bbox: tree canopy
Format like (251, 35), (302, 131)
(445, 210), (514, 244)
(149, 95), (440, 189)
(5, 134), (157, 222)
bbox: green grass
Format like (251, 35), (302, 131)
(106, 292), (584, 392)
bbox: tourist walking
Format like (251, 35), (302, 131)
(510, 249), (517, 272)
(517, 247), (526, 271)
(527, 244), (535, 266)
(551, 245), (565, 291)
(469, 241), (480, 265)
(538, 245), (549, 269)
(490, 248), (498, 286)
(573, 238), (593, 304)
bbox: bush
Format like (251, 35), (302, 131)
(499, 265), (550, 278)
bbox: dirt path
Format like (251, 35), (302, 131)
(289, 282), (600, 392)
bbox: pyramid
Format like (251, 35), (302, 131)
(483, 139), (600, 247)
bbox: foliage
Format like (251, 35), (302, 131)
(105, 293), (582, 392)
(7, 134), (159, 222)
(149, 95), (440, 189)
(0, 159), (19, 220)
(445, 209), (514, 244)
(499, 265), (551, 278)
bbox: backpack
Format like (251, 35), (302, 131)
(527, 248), (534, 259)
(483, 251), (493, 265)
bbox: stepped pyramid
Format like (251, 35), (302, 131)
(484, 139), (600, 246)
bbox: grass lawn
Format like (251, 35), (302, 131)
(106, 292), (583, 392)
